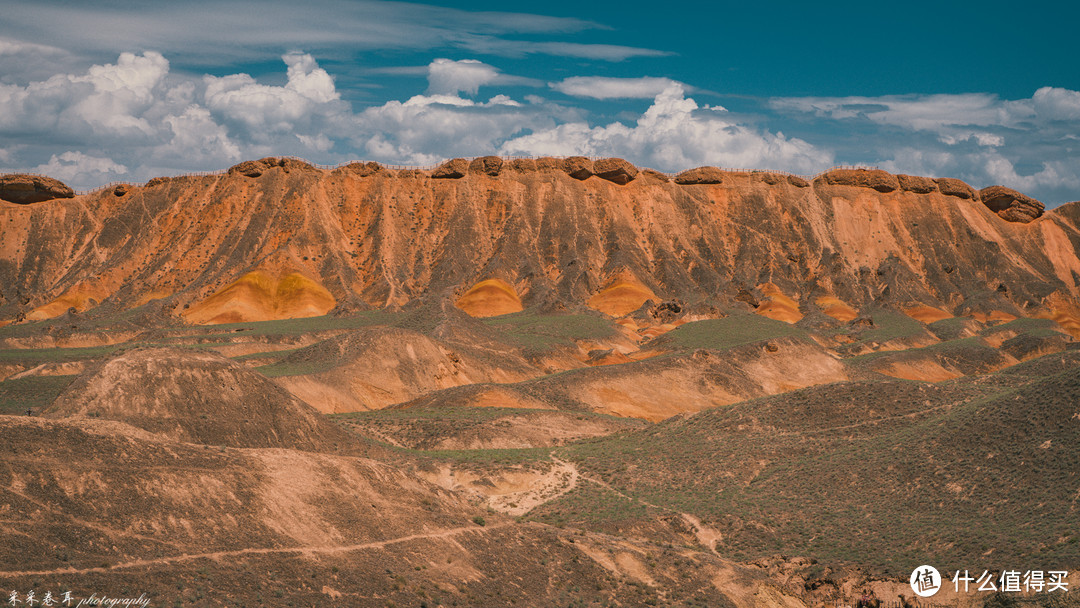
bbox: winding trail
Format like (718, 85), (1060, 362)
(0, 522), (509, 579)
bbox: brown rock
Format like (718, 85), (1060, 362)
(468, 156), (504, 176)
(228, 160), (265, 178)
(507, 158), (537, 173)
(592, 158), (638, 185)
(757, 172), (784, 185)
(935, 177), (977, 200)
(641, 169), (670, 182)
(979, 185), (1045, 223)
(786, 175), (810, 188)
(340, 161), (385, 177)
(563, 156), (594, 180)
(431, 158), (469, 179)
(113, 184), (130, 197)
(277, 158), (317, 173)
(820, 169), (899, 193)
(145, 177), (170, 188)
(535, 157), (562, 172)
(897, 174), (938, 194)
(674, 166), (725, 185)
(397, 169), (427, 179)
(0, 174), (75, 204)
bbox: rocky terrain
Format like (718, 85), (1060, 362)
(2, 157), (1080, 606)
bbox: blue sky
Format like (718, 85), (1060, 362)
(1, 0), (1078, 205)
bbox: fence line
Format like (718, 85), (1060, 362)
(67, 155), (879, 197)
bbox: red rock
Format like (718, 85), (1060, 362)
(935, 177), (977, 200)
(641, 169), (670, 182)
(674, 167), (725, 185)
(508, 158), (537, 173)
(563, 156), (594, 180)
(819, 169), (899, 193)
(897, 174), (938, 194)
(757, 172), (784, 185)
(468, 156), (504, 176)
(431, 158), (469, 179)
(786, 175), (810, 188)
(0, 174), (75, 204)
(979, 185), (1045, 223)
(228, 160), (264, 178)
(593, 158), (638, 185)
(339, 161), (385, 177)
(535, 157), (562, 172)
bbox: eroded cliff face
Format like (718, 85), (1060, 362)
(1, 159), (1078, 328)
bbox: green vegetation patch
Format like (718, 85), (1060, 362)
(544, 363), (1080, 573)
(0, 374), (77, 414)
(654, 313), (802, 351)
(0, 345), (120, 365)
(480, 310), (616, 350)
(187, 311), (395, 339)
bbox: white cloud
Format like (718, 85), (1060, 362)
(426, 59), (500, 96)
(501, 83), (829, 174)
(34, 151), (127, 185)
(350, 92), (559, 164)
(0, 1), (663, 64)
(1032, 86), (1080, 121)
(551, 76), (694, 100)
(204, 52), (344, 134)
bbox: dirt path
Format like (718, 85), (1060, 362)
(0, 522), (509, 579)
(550, 455), (723, 554)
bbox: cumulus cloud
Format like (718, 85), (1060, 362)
(502, 83), (829, 174)
(351, 92), (558, 165)
(34, 151), (128, 185)
(0, 51), (348, 186)
(426, 59), (501, 96)
(772, 88), (1080, 203)
(204, 52), (344, 135)
(551, 76), (693, 100)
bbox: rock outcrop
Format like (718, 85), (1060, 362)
(563, 156), (594, 180)
(674, 166), (725, 185)
(979, 186), (1045, 223)
(469, 156), (504, 176)
(227, 157), (317, 178)
(593, 158), (638, 185)
(818, 169), (899, 193)
(431, 158), (469, 179)
(897, 174), (938, 194)
(935, 177), (978, 200)
(0, 174), (75, 204)
(338, 161), (385, 177)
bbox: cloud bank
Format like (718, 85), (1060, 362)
(0, 48), (1078, 205)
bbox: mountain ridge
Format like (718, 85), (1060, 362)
(2, 156), (1079, 337)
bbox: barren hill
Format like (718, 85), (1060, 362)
(44, 347), (356, 451)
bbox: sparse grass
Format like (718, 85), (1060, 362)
(543, 360), (1080, 573)
(983, 316), (1065, 338)
(846, 310), (926, 345)
(0, 374), (77, 413)
(186, 311), (395, 339)
(653, 313), (802, 351)
(480, 310), (615, 350)
(0, 345), (120, 364)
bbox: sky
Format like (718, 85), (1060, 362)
(1, 0), (1078, 205)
